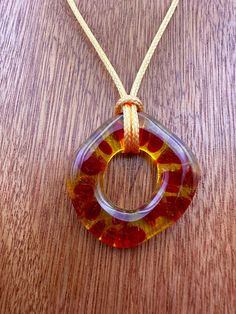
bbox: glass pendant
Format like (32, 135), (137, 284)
(68, 113), (200, 248)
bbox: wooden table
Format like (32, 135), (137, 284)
(1, 1), (235, 313)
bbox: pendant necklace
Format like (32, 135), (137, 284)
(67, 0), (200, 248)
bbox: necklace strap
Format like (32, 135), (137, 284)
(67, 0), (179, 98)
(67, 0), (179, 153)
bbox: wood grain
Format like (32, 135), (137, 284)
(0, 0), (236, 313)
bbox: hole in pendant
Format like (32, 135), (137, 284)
(103, 152), (157, 211)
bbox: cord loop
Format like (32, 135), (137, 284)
(67, 0), (179, 153)
(114, 95), (144, 115)
(114, 96), (144, 154)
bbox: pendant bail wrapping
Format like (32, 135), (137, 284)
(115, 96), (144, 154)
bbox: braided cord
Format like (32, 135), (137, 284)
(67, 0), (179, 153)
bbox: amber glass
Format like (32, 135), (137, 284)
(68, 113), (200, 248)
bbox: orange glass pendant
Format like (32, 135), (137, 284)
(68, 112), (200, 248)
(67, 0), (199, 248)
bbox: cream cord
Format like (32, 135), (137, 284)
(67, 0), (179, 152)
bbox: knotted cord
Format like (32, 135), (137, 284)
(67, 0), (179, 153)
